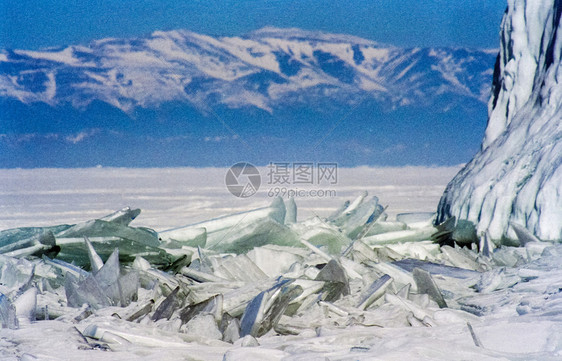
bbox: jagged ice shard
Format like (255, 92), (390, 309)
(436, 0), (562, 242)
(3, 190), (562, 358)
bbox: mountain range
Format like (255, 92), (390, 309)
(0, 27), (498, 167)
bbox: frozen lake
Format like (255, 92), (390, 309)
(0, 166), (462, 231)
(1, 166), (562, 360)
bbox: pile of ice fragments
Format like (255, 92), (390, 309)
(1, 194), (561, 359)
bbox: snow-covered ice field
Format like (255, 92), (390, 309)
(0, 166), (461, 231)
(1, 166), (562, 360)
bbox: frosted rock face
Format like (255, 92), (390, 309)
(437, 0), (562, 242)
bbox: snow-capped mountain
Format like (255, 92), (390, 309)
(436, 0), (562, 241)
(0, 27), (498, 168)
(1, 27), (495, 114)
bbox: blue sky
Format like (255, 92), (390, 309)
(2, 0), (506, 50)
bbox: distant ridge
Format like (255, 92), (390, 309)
(0, 27), (497, 168)
(1, 27), (495, 114)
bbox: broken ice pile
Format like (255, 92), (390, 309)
(1, 195), (562, 358)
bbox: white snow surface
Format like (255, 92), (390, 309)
(437, 0), (562, 242)
(0, 166), (460, 231)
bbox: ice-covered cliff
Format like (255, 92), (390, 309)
(436, 0), (562, 242)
